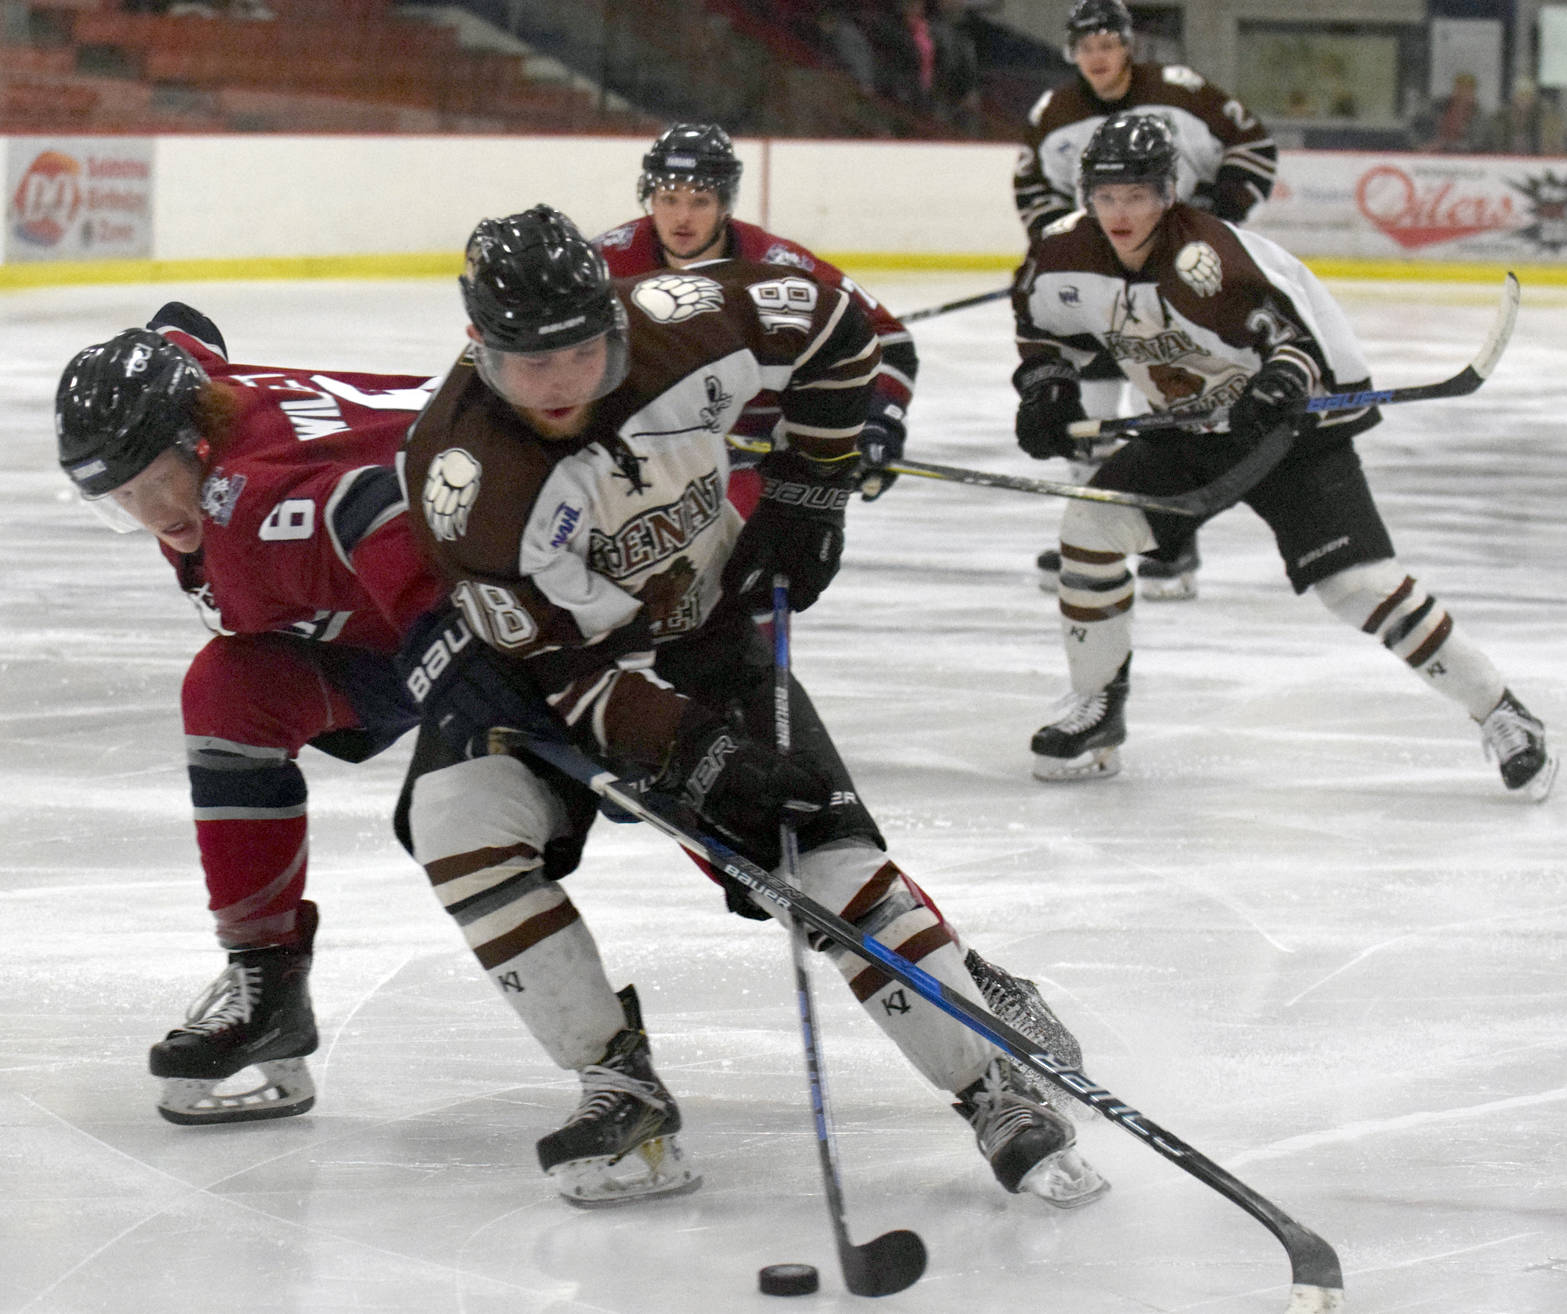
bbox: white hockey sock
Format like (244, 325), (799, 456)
(792, 841), (995, 1092)
(409, 753), (625, 1070)
(1057, 501), (1150, 693)
(1314, 560), (1505, 719)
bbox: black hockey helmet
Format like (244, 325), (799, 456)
(459, 205), (629, 406)
(1065, 0), (1133, 53)
(637, 123), (743, 210)
(1078, 112), (1178, 207)
(56, 327), (208, 497)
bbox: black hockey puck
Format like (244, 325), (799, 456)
(758, 1263), (819, 1296)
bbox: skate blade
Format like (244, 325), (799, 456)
(1036, 571), (1060, 595)
(1018, 1147), (1111, 1209)
(552, 1134), (703, 1208)
(1032, 746), (1121, 782)
(157, 1057), (315, 1126)
(1138, 572), (1197, 601)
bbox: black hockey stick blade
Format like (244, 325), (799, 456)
(900, 285), (1010, 324)
(1068, 270), (1521, 442)
(503, 732), (1344, 1314)
(841, 1227), (928, 1297)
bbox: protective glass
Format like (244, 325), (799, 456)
(471, 327), (629, 412)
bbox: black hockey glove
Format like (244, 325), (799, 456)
(723, 448), (856, 612)
(1228, 358), (1311, 442)
(856, 410), (905, 502)
(654, 702), (831, 864)
(1013, 358), (1086, 460)
(398, 607), (558, 757)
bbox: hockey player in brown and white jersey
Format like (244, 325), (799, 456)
(1014, 0), (1275, 241)
(394, 206), (1108, 1208)
(1013, 113), (1554, 802)
(1018, 0), (1277, 601)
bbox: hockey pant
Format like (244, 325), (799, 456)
(183, 634), (413, 949)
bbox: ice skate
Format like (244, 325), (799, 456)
(149, 901), (319, 1125)
(1136, 538), (1200, 601)
(1036, 547), (1062, 594)
(537, 985), (701, 1208)
(956, 1058), (1109, 1208)
(1478, 690), (1557, 801)
(964, 949), (1087, 1120)
(1031, 656), (1130, 781)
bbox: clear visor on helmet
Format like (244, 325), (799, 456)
(70, 432), (202, 534)
(77, 489), (145, 533)
(471, 325), (630, 413)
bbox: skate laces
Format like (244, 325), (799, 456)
(968, 1060), (1045, 1157)
(1047, 688), (1110, 735)
(1481, 697), (1541, 764)
(181, 962), (262, 1034)
(565, 1062), (667, 1126)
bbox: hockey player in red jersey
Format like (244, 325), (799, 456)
(1019, 0), (1279, 602)
(396, 205), (1107, 1209)
(55, 306), (446, 1125)
(1013, 113), (1555, 801)
(595, 122), (916, 508)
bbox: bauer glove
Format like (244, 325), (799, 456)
(1013, 359), (1086, 460)
(655, 702), (831, 866)
(1228, 358), (1312, 442)
(723, 448), (856, 612)
(856, 410), (905, 502)
(398, 607), (557, 756)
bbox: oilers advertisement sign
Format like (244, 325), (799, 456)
(5, 138), (154, 262)
(1253, 150), (1567, 262)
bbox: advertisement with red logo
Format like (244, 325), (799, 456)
(5, 138), (154, 262)
(1252, 151), (1567, 263)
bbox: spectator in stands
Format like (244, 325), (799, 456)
(819, 2), (879, 95)
(1414, 71), (1485, 153)
(1482, 78), (1566, 155)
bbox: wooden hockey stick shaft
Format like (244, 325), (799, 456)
(1066, 271), (1520, 442)
(771, 577), (926, 1297)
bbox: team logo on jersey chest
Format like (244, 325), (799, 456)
(199, 468), (246, 526)
(423, 447), (482, 541)
(631, 273), (724, 323)
(1174, 242), (1222, 297)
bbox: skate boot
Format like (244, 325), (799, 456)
(149, 901), (320, 1125)
(537, 985), (701, 1208)
(955, 1058), (1109, 1209)
(1036, 547), (1062, 594)
(1030, 656), (1130, 781)
(1478, 690), (1557, 801)
(1136, 537), (1200, 601)
(964, 949), (1086, 1120)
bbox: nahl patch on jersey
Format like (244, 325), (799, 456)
(423, 447), (483, 542)
(631, 273), (725, 324)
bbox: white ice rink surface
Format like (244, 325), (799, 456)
(2, 271), (1564, 1314)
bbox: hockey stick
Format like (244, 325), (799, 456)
(772, 577), (927, 1297)
(900, 286), (1010, 324)
(1066, 270), (1520, 443)
(500, 728), (1343, 1313)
